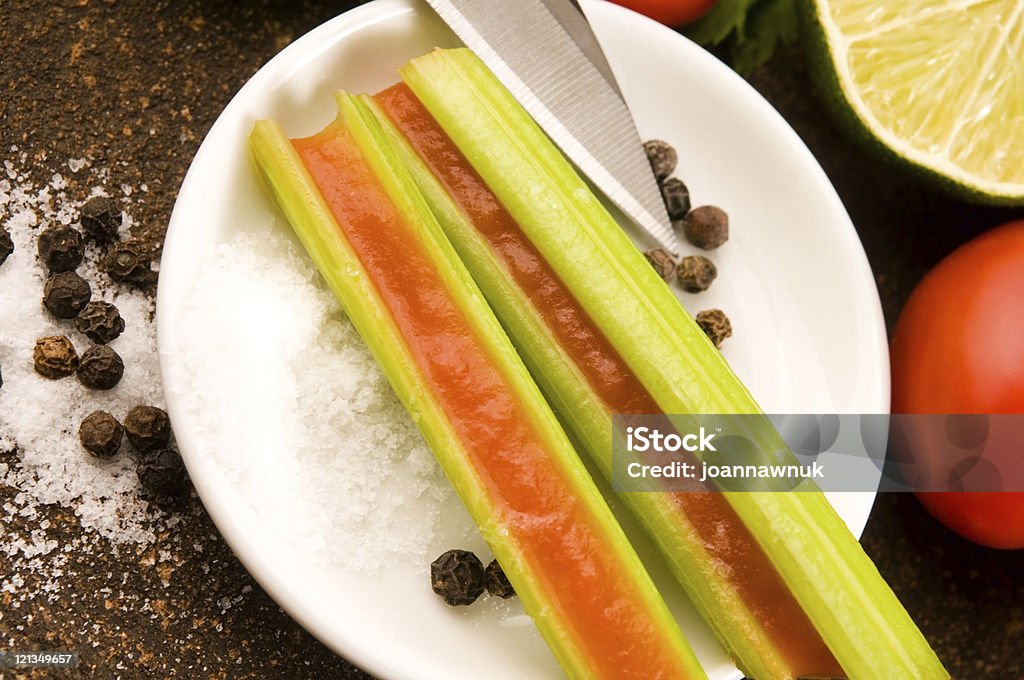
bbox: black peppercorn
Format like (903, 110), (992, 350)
(79, 411), (124, 458)
(103, 240), (157, 286)
(485, 559), (515, 599)
(37, 225), (84, 273)
(643, 139), (677, 181)
(124, 405), (171, 452)
(430, 550), (486, 606)
(0, 225), (13, 266)
(137, 448), (189, 498)
(33, 335), (79, 379)
(677, 255), (717, 293)
(77, 345), (124, 390)
(660, 177), (691, 221)
(80, 196), (122, 243)
(644, 248), (677, 281)
(695, 309), (732, 348)
(681, 206), (729, 250)
(43, 271), (92, 319)
(75, 301), (125, 344)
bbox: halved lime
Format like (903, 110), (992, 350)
(801, 0), (1024, 204)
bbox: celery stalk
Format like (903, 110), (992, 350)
(366, 93), (794, 679)
(249, 99), (706, 680)
(401, 48), (947, 679)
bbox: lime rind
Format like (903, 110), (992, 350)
(802, 0), (1024, 204)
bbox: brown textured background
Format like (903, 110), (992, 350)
(1, 1), (1022, 678)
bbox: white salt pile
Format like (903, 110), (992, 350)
(169, 224), (455, 574)
(0, 151), (171, 546)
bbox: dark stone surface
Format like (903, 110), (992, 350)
(1, 1), (1021, 678)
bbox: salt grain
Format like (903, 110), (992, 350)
(67, 158), (89, 174)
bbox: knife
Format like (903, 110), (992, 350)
(424, 0), (679, 254)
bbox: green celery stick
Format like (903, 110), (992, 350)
(249, 94), (706, 680)
(366, 91), (794, 679)
(400, 47), (947, 679)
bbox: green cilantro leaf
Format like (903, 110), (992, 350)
(731, 0), (800, 73)
(685, 0), (761, 46)
(684, 0), (801, 74)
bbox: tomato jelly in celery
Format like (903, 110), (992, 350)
(292, 120), (688, 679)
(375, 82), (844, 678)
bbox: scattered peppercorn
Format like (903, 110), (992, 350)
(695, 309), (732, 348)
(485, 559), (515, 599)
(681, 205), (729, 250)
(677, 255), (717, 293)
(79, 411), (124, 459)
(75, 301), (125, 344)
(644, 248), (677, 281)
(42, 271), (92, 319)
(77, 345), (124, 390)
(124, 405), (171, 452)
(0, 225), (13, 266)
(103, 239), (157, 286)
(33, 335), (79, 379)
(430, 549), (486, 606)
(37, 225), (84, 273)
(80, 196), (122, 243)
(660, 177), (691, 221)
(136, 448), (189, 499)
(643, 139), (677, 181)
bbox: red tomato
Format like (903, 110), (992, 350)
(608, 0), (718, 26)
(891, 220), (1024, 549)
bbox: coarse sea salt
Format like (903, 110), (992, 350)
(1, 155), (167, 547)
(66, 158), (88, 174)
(167, 224), (455, 575)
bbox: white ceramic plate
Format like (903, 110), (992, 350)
(157, 1), (890, 678)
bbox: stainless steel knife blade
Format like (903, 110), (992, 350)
(424, 0), (678, 254)
(543, 0), (621, 98)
